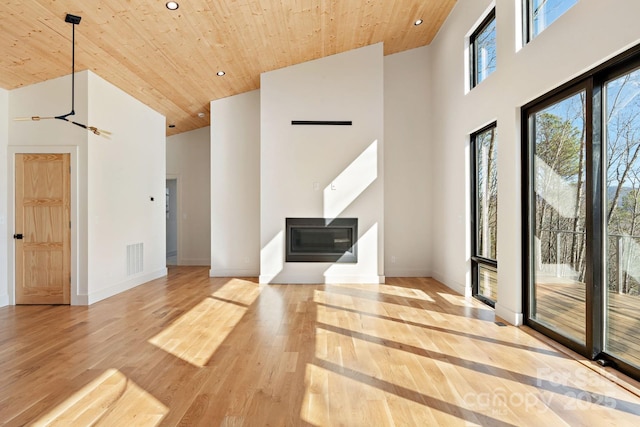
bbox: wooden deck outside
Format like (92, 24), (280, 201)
(478, 265), (498, 301)
(0, 266), (639, 425)
(534, 280), (640, 368)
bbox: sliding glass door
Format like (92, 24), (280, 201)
(524, 46), (640, 379)
(604, 67), (640, 369)
(528, 91), (587, 346)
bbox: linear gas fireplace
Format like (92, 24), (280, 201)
(286, 218), (357, 263)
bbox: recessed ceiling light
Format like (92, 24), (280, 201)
(216, 70), (226, 76)
(414, 19), (423, 26)
(166, 2), (179, 10)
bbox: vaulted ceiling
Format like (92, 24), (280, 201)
(0, 1), (456, 136)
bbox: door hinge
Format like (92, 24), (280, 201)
(69, 221), (71, 229)
(13, 233), (23, 240)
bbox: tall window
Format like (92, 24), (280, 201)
(524, 0), (578, 42)
(471, 123), (498, 305)
(523, 45), (640, 381)
(470, 9), (496, 88)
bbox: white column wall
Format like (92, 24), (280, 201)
(6, 70), (166, 305)
(260, 44), (384, 284)
(384, 46), (432, 277)
(210, 90), (261, 277)
(8, 73), (89, 304)
(86, 71), (167, 304)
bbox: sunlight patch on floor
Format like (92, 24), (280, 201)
(436, 291), (483, 307)
(300, 362), (458, 426)
(313, 288), (473, 331)
(300, 363), (388, 426)
(32, 369), (167, 426)
(149, 278), (262, 367)
(329, 283), (435, 302)
(314, 304), (436, 354)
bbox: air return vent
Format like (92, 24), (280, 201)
(127, 243), (144, 275)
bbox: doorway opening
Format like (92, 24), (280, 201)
(166, 178), (178, 265)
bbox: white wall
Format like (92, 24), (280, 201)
(210, 90), (260, 276)
(7, 71), (166, 305)
(167, 126), (211, 265)
(429, 0), (640, 324)
(86, 71), (166, 304)
(0, 88), (8, 306)
(384, 46), (432, 277)
(260, 44), (384, 284)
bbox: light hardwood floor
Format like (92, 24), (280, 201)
(1, 266), (640, 426)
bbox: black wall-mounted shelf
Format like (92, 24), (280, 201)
(291, 120), (352, 126)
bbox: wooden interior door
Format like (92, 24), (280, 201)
(15, 153), (71, 304)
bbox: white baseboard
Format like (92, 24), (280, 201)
(210, 268), (259, 277)
(432, 272), (524, 326)
(259, 274), (276, 284)
(87, 268), (168, 305)
(0, 293), (8, 307)
(495, 303), (524, 326)
(72, 294), (89, 306)
(178, 258), (210, 266)
(384, 268), (431, 277)
(431, 271), (470, 297)
(324, 275), (385, 284)
(259, 274), (384, 284)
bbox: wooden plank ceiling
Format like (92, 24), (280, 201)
(0, 0), (457, 136)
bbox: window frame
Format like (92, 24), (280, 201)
(522, 82), (594, 357)
(470, 8), (497, 89)
(471, 122), (498, 307)
(523, 0), (534, 43)
(523, 0), (578, 44)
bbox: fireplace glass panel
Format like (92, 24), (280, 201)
(291, 228), (353, 253)
(286, 218), (357, 263)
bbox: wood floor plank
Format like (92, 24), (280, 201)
(1, 267), (639, 426)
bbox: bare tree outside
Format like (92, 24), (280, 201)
(475, 126), (498, 301)
(606, 69), (640, 297)
(531, 91), (586, 343)
(530, 0), (578, 38)
(472, 11), (496, 87)
(604, 68), (640, 367)
(534, 93), (586, 279)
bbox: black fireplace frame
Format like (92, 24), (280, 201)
(286, 218), (358, 263)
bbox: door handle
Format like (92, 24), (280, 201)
(13, 234), (23, 240)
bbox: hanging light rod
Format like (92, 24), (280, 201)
(14, 13), (111, 137)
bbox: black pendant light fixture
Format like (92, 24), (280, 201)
(14, 14), (111, 137)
